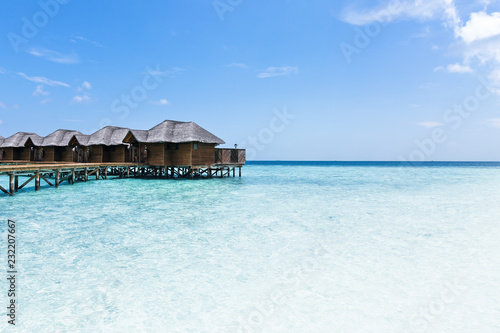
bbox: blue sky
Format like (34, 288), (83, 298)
(1, 0), (500, 161)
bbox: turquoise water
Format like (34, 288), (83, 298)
(1, 162), (500, 332)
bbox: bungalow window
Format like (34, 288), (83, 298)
(193, 143), (198, 150)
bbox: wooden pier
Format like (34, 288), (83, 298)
(0, 162), (243, 196)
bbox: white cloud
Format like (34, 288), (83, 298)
(0, 119), (3, 125)
(489, 68), (500, 85)
(340, 0), (460, 28)
(447, 63), (473, 73)
(33, 85), (49, 96)
(341, 1), (500, 90)
(26, 48), (79, 64)
(0, 67), (5, 74)
(0, 101), (6, 108)
(418, 121), (445, 128)
(18, 72), (70, 87)
(73, 81), (92, 102)
(227, 62), (248, 68)
(71, 35), (103, 47)
(257, 66), (298, 78)
(72, 95), (90, 103)
(40, 98), (51, 105)
(81, 81), (92, 90)
(485, 118), (500, 128)
(143, 66), (184, 76)
(411, 26), (431, 38)
(457, 11), (500, 44)
(150, 99), (169, 105)
(77, 81), (92, 91)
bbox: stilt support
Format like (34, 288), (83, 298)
(9, 174), (15, 196)
(35, 171), (40, 191)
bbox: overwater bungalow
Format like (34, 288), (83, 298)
(69, 126), (132, 163)
(0, 119), (246, 196)
(25, 129), (84, 163)
(0, 132), (43, 162)
(122, 120), (227, 166)
(0, 119), (245, 166)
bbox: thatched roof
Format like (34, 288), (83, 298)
(0, 119), (225, 148)
(126, 120), (224, 145)
(87, 126), (129, 146)
(71, 134), (90, 146)
(68, 126), (130, 147)
(1, 132), (43, 148)
(40, 129), (83, 147)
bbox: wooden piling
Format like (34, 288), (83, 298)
(9, 174), (14, 196)
(35, 171), (40, 191)
(1, 162), (245, 196)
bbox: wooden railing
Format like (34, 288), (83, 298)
(215, 148), (246, 164)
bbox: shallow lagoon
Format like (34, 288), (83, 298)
(1, 162), (500, 332)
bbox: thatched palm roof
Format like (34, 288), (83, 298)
(1, 132), (43, 148)
(0, 119), (225, 149)
(128, 129), (148, 143)
(70, 134), (90, 146)
(69, 126), (130, 147)
(40, 129), (83, 147)
(87, 126), (130, 146)
(126, 120), (224, 145)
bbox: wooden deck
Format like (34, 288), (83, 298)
(0, 162), (243, 196)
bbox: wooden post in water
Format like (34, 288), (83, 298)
(127, 166), (130, 178)
(71, 169), (75, 184)
(35, 171), (40, 191)
(239, 166), (241, 177)
(84, 168), (88, 182)
(14, 175), (18, 192)
(96, 168), (99, 180)
(55, 170), (60, 187)
(104, 168), (108, 179)
(9, 174), (14, 196)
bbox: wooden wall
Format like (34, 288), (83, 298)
(163, 143), (191, 166)
(89, 146), (103, 163)
(107, 145), (127, 163)
(13, 148), (29, 160)
(60, 147), (73, 162)
(215, 148), (246, 164)
(2, 148), (13, 160)
(146, 143), (164, 165)
(191, 143), (216, 166)
(42, 147), (55, 162)
(238, 149), (246, 164)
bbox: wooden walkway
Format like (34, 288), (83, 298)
(0, 162), (243, 196)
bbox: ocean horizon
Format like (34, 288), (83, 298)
(1, 162), (499, 332)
